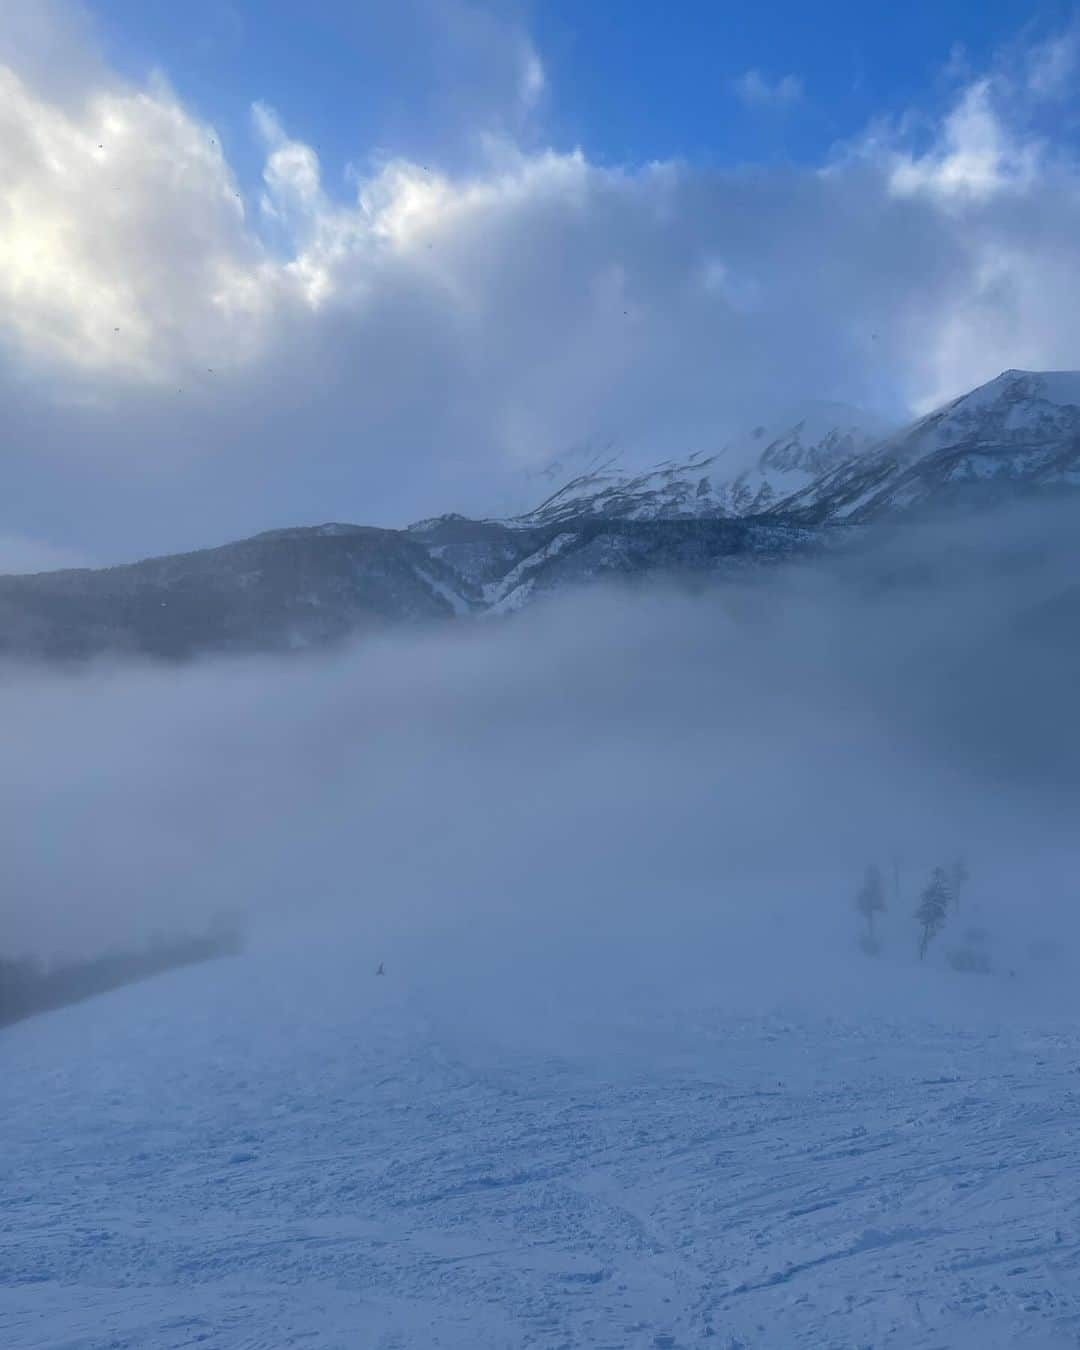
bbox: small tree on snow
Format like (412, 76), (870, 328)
(856, 864), (887, 949)
(916, 867), (950, 960)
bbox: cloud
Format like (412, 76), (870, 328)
(0, 0), (104, 103)
(4, 509), (1079, 1042)
(519, 49), (546, 113)
(0, 61), (268, 381)
(345, 0), (546, 156)
(733, 69), (804, 108)
(1024, 30), (1078, 100)
(888, 80), (1040, 203)
(3, 6), (1080, 559)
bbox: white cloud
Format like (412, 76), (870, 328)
(3, 7), (1080, 559)
(254, 101), (324, 219)
(1025, 31), (1079, 99)
(888, 80), (1041, 203)
(0, 0), (104, 104)
(733, 69), (804, 108)
(519, 49), (546, 113)
(0, 62), (270, 381)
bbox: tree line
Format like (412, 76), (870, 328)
(855, 859), (985, 968)
(0, 919), (245, 1031)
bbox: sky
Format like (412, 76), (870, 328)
(4, 0), (1080, 567)
(89, 0), (1077, 175)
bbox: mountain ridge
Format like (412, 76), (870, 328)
(3, 369), (1079, 660)
(499, 402), (888, 527)
(775, 369), (1080, 523)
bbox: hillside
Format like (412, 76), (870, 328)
(3, 936), (1078, 1349)
(0, 525), (473, 661)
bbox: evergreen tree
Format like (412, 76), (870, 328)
(855, 863), (887, 946)
(916, 867), (950, 960)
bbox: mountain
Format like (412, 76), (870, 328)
(0, 525), (475, 661)
(0, 512), (829, 663)
(2, 371), (1079, 660)
(772, 370), (1080, 523)
(403, 403), (887, 615)
(508, 403), (887, 527)
(409, 514), (825, 615)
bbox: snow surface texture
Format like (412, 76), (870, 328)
(3, 939), (1079, 1350)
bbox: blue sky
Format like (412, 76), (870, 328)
(92, 0), (1074, 184)
(4, 0), (1080, 564)
(537, 1), (1077, 162)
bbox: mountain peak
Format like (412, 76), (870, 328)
(958, 369), (1080, 410)
(772, 368), (1080, 524)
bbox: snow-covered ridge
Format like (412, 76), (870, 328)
(504, 403), (890, 527)
(482, 531), (579, 613)
(877, 369), (1080, 469)
(957, 368), (1080, 412)
(498, 371), (1080, 533)
(776, 369), (1080, 523)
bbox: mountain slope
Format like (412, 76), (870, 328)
(410, 513), (829, 614)
(0, 525), (476, 661)
(773, 370), (1080, 524)
(0, 515), (835, 662)
(511, 404), (886, 527)
(3, 937), (1079, 1349)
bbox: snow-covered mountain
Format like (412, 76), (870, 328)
(509, 403), (889, 527)
(511, 372), (1080, 533)
(4, 371), (1080, 659)
(774, 370), (1080, 523)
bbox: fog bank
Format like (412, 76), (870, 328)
(3, 503), (1078, 1029)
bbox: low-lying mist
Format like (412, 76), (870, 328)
(3, 501), (1079, 1035)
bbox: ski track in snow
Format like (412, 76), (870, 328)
(2, 947), (1080, 1349)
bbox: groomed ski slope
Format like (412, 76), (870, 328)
(2, 935), (1079, 1350)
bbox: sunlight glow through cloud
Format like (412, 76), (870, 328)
(3, 2), (1080, 551)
